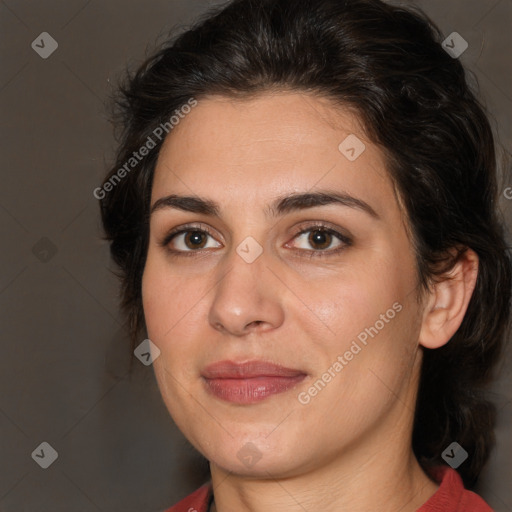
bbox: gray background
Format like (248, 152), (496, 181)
(0, 0), (511, 510)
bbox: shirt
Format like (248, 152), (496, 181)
(164, 466), (493, 512)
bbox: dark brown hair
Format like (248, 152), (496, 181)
(99, 0), (511, 488)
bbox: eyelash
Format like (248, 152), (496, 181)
(160, 222), (352, 259)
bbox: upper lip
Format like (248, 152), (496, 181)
(202, 360), (306, 379)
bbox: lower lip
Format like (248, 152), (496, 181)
(203, 375), (306, 404)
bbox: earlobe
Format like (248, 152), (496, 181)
(418, 249), (479, 350)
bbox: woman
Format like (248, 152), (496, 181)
(99, 0), (511, 510)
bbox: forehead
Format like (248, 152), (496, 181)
(151, 92), (396, 220)
(155, 91), (367, 168)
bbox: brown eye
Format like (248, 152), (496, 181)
(164, 227), (222, 253)
(307, 229), (334, 250)
(183, 231), (208, 249)
(290, 226), (350, 255)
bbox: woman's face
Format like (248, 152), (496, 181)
(143, 92), (426, 477)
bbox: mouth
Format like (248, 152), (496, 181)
(201, 360), (307, 404)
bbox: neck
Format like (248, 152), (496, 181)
(210, 450), (437, 512)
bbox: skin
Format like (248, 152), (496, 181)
(142, 91), (478, 512)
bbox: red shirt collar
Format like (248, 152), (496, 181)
(418, 466), (493, 511)
(165, 466), (492, 511)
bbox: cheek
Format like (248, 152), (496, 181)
(142, 258), (202, 410)
(301, 298), (420, 429)
(142, 263), (171, 342)
(141, 251), (222, 395)
(141, 255), (195, 376)
(302, 260), (413, 348)
(300, 259), (420, 397)
(142, 252), (200, 339)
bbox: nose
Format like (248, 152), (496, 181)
(208, 246), (285, 337)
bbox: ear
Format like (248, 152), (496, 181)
(418, 249), (479, 349)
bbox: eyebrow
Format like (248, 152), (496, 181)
(150, 190), (379, 219)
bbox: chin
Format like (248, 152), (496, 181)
(196, 427), (308, 478)
(209, 449), (302, 478)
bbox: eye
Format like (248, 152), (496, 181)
(286, 225), (351, 257)
(162, 225), (221, 254)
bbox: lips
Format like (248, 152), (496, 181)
(201, 360), (307, 404)
(202, 360), (306, 378)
